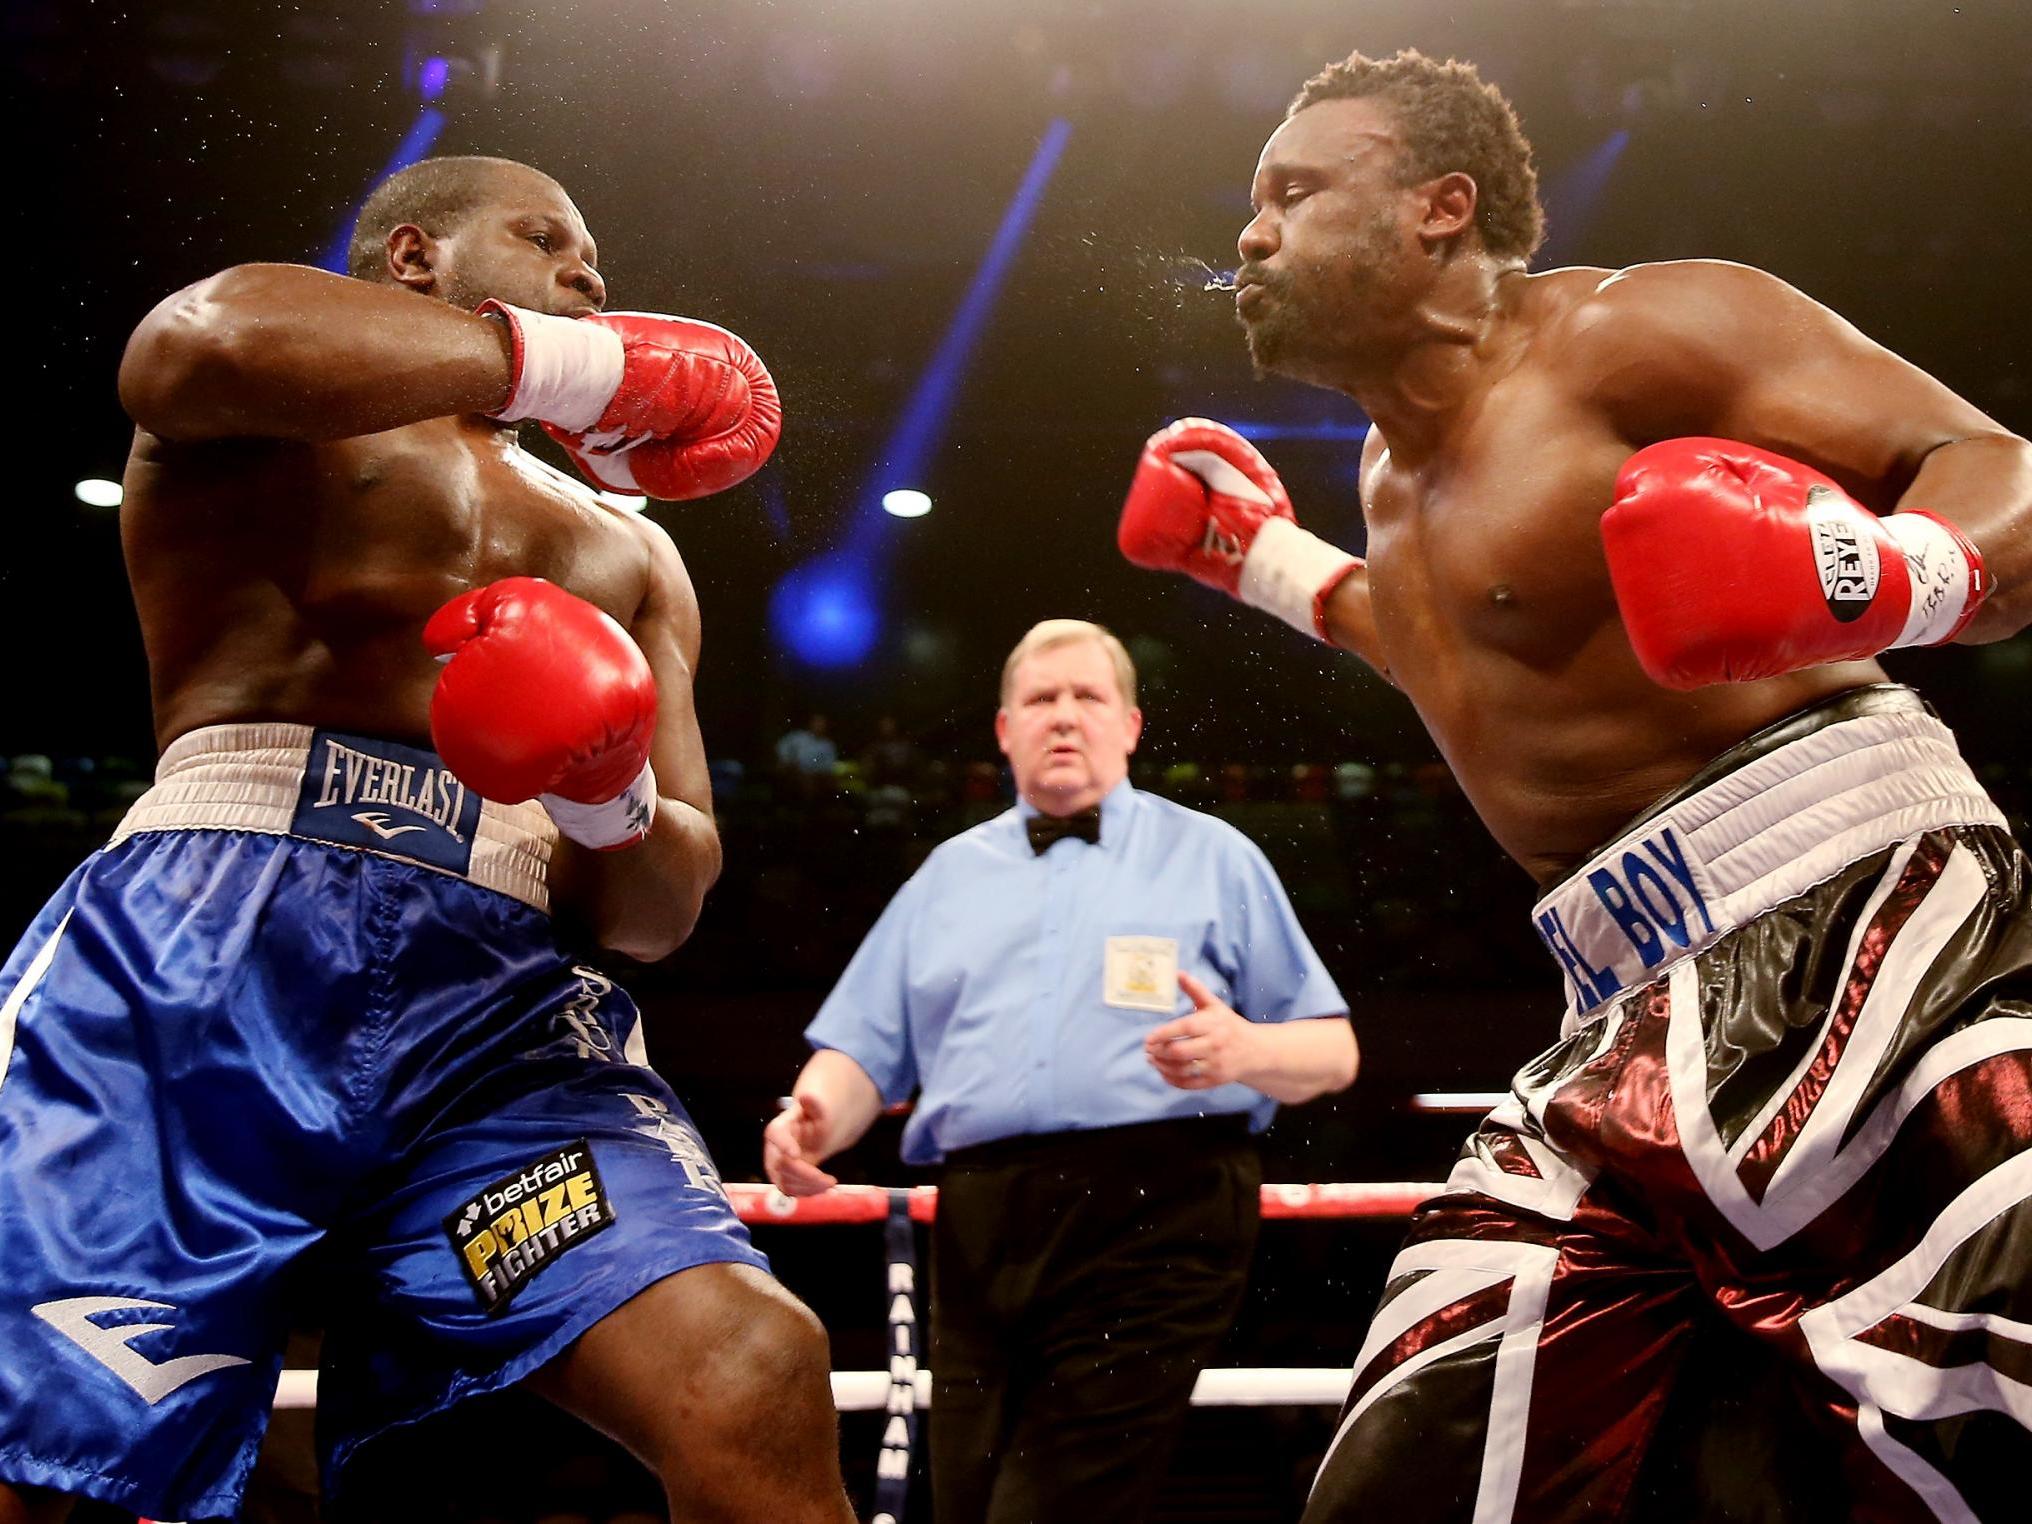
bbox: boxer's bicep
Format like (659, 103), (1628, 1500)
(1319, 565), (1391, 681)
(628, 516), (713, 820)
(1326, 433), (1394, 683)
(548, 518), (719, 960)
(1715, 313), (2002, 507)
(119, 263), (515, 442)
(1587, 263), (2032, 637)
(1778, 346), (2032, 639)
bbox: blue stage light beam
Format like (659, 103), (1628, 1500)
(1223, 419), (1371, 444)
(317, 107), (449, 273)
(772, 118), (1074, 669)
(852, 116), (1073, 550)
(1535, 129), (1630, 265)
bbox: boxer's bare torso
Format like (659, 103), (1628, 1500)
(114, 171), (719, 956)
(122, 413), (662, 752)
(1239, 95), (2026, 886)
(1342, 266), (1878, 884)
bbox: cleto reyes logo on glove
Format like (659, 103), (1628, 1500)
(1805, 485), (1880, 622)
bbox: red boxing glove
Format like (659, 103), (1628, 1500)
(1604, 438), (1988, 690)
(480, 302), (782, 501)
(424, 577), (659, 849)
(1118, 418), (1360, 639)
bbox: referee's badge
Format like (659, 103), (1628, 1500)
(1104, 935), (1179, 1012)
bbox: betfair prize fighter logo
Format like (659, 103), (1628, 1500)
(445, 1141), (615, 1314)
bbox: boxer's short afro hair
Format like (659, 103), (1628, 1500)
(1290, 49), (1545, 263)
(347, 155), (543, 281)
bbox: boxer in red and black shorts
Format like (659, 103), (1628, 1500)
(1119, 47), (2032, 1521)
(1311, 684), (2032, 1520)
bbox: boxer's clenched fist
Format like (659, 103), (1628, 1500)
(1119, 418), (1360, 639)
(1605, 438), (1987, 689)
(424, 576), (659, 849)
(481, 302), (782, 500)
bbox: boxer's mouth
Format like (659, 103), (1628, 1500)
(1236, 283), (1271, 317)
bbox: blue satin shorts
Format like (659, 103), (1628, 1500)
(0, 728), (766, 1520)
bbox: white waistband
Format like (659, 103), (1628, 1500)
(108, 723), (556, 913)
(1533, 703), (2004, 1029)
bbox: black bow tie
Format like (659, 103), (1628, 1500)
(1027, 806), (1101, 855)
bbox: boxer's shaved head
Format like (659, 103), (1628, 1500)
(1290, 48), (1544, 262)
(348, 155), (558, 281)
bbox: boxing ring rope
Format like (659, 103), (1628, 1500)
(726, 1179), (1441, 1227)
(729, 1180), (1441, 1417)
(266, 1180), (1444, 1413)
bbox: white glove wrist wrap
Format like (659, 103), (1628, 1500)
(1237, 517), (1360, 639)
(1885, 511), (1977, 649)
(540, 759), (657, 851)
(487, 304), (626, 432)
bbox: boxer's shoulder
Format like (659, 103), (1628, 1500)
(1546, 259), (1816, 366)
(1529, 260), (1825, 430)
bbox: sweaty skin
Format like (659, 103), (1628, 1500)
(1238, 98), (2032, 884)
(116, 165), (719, 959)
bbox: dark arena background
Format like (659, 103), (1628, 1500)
(13, 1), (2032, 1520)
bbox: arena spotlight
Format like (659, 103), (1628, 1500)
(1535, 130), (1631, 264)
(417, 55), (452, 101)
(74, 479), (123, 509)
(861, 118), (1072, 532)
(773, 118), (1071, 670)
(881, 489), (932, 518)
(769, 559), (882, 669)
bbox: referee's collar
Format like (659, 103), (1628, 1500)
(1014, 777), (1136, 848)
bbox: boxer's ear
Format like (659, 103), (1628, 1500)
(387, 224), (436, 294)
(1416, 172), (1479, 252)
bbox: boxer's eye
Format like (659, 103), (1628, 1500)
(528, 233), (553, 252)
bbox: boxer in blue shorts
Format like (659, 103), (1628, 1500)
(0, 156), (854, 1523)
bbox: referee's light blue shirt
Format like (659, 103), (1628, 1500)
(805, 779), (1347, 1165)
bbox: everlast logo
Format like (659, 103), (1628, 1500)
(311, 738), (469, 842)
(445, 1142), (615, 1314)
(291, 730), (483, 876)
(1807, 486), (1879, 622)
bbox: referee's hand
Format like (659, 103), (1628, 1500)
(764, 1093), (841, 1197)
(1145, 972), (1262, 1090)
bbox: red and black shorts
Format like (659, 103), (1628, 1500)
(1308, 686), (2032, 1522)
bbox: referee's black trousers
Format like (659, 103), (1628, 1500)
(929, 1116), (1261, 1524)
